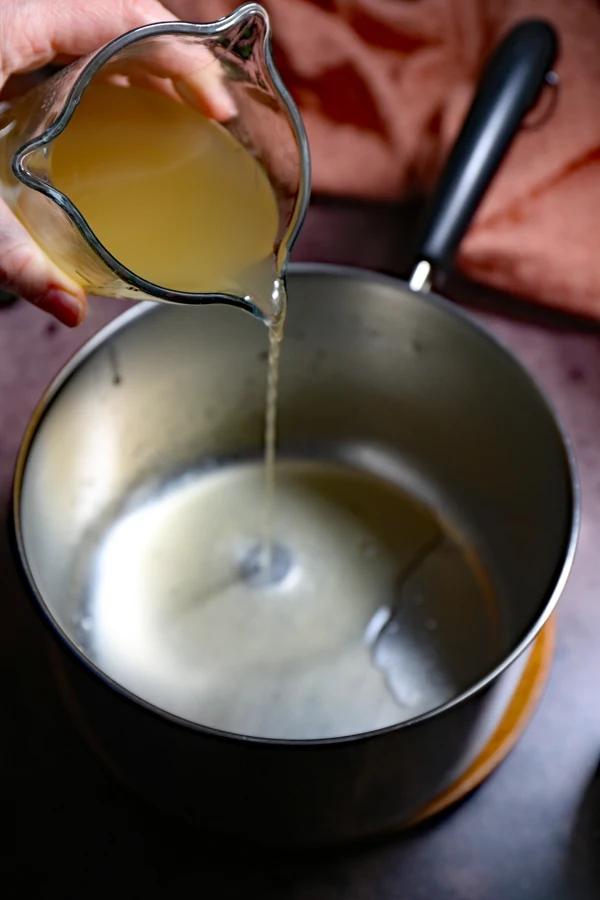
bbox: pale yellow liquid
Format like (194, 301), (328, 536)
(263, 313), (285, 567)
(51, 82), (281, 318)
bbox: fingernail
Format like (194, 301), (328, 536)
(37, 288), (84, 327)
(175, 78), (237, 121)
(212, 84), (238, 121)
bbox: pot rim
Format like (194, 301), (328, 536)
(12, 262), (580, 747)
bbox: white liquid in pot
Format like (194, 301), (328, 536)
(77, 459), (502, 740)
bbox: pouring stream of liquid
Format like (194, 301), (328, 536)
(262, 291), (285, 573)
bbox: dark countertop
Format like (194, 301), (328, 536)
(7, 200), (600, 899)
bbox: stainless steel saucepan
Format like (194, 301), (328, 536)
(13, 20), (577, 844)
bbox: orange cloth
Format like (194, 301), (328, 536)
(171, 0), (600, 319)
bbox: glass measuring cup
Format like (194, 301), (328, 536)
(0, 3), (310, 321)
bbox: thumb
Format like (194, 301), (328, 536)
(0, 198), (85, 326)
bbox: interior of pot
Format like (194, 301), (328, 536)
(16, 267), (575, 739)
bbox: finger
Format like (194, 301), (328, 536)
(101, 39), (236, 119)
(47, 48), (235, 121)
(0, 198), (85, 326)
(0, 0), (235, 120)
(103, 71), (184, 106)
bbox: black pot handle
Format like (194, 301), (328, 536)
(409, 19), (558, 293)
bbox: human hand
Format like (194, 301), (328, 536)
(0, 0), (234, 326)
